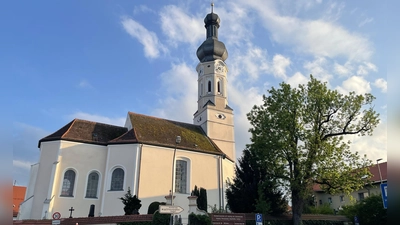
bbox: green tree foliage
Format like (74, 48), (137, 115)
(226, 149), (288, 215)
(246, 76), (379, 225)
(119, 187), (142, 215)
(189, 213), (212, 225)
(340, 194), (387, 225)
(191, 185), (208, 212)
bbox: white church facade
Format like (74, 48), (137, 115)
(18, 9), (236, 222)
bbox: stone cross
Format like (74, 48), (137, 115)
(69, 207), (75, 218)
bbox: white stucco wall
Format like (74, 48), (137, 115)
(44, 141), (108, 218)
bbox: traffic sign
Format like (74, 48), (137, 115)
(52, 220), (60, 225)
(380, 183), (387, 209)
(159, 205), (184, 214)
(52, 212), (61, 220)
(255, 213), (263, 225)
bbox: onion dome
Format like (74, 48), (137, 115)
(196, 10), (228, 62)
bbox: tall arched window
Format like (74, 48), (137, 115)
(110, 168), (124, 191)
(208, 81), (212, 92)
(175, 160), (188, 194)
(217, 81), (221, 93)
(85, 172), (99, 198)
(61, 169), (75, 197)
(200, 83), (203, 96)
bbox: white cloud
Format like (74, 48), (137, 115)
(303, 57), (332, 82)
(374, 78), (387, 93)
(133, 5), (155, 15)
(121, 17), (166, 59)
(159, 5), (204, 46)
(359, 17), (374, 27)
(357, 61), (378, 76)
(337, 75), (371, 94)
(272, 54), (290, 79)
(152, 63), (198, 123)
(286, 72), (308, 87)
(77, 79), (93, 89)
(13, 160), (33, 170)
(240, 0), (373, 62)
(334, 62), (353, 77)
(67, 112), (126, 126)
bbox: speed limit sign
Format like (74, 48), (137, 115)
(52, 212), (61, 220)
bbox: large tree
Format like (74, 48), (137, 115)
(226, 148), (288, 215)
(247, 76), (379, 225)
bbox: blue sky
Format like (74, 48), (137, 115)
(5, 0), (388, 187)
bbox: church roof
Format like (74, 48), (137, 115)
(121, 112), (224, 155)
(39, 112), (225, 156)
(38, 119), (128, 147)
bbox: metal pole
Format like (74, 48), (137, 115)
(376, 158), (383, 184)
(171, 136), (181, 225)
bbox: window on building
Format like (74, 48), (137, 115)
(110, 168), (124, 191)
(340, 195), (344, 202)
(217, 81), (221, 93)
(86, 172), (99, 198)
(175, 160), (187, 194)
(61, 170), (75, 197)
(200, 83), (203, 96)
(328, 197), (332, 204)
(358, 192), (365, 201)
(319, 199), (322, 205)
(208, 81), (211, 92)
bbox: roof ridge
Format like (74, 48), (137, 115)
(73, 118), (124, 128)
(128, 111), (200, 128)
(62, 119), (77, 138)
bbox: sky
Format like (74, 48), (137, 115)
(4, 0), (389, 187)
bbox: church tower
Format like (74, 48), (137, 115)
(194, 5), (235, 160)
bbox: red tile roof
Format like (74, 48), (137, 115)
(13, 186), (26, 217)
(312, 161), (387, 192)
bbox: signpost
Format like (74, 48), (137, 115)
(380, 183), (387, 209)
(255, 213), (263, 225)
(159, 205), (184, 214)
(52, 212), (61, 225)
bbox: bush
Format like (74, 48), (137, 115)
(306, 203), (335, 215)
(188, 213), (211, 225)
(340, 194), (387, 225)
(148, 202), (166, 214)
(152, 211), (171, 225)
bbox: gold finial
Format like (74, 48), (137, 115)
(211, 1), (214, 13)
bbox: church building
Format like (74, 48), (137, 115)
(18, 8), (235, 222)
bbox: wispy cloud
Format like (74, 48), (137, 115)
(159, 5), (204, 46)
(272, 54), (291, 79)
(121, 17), (167, 59)
(13, 160), (33, 170)
(77, 79), (93, 89)
(374, 78), (387, 93)
(359, 17), (374, 27)
(66, 112), (126, 126)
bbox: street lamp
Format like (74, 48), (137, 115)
(171, 135), (181, 206)
(376, 158), (383, 184)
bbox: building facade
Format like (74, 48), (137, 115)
(313, 162), (387, 211)
(18, 9), (235, 223)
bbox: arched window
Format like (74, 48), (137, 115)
(61, 169), (75, 197)
(110, 168), (124, 191)
(175, 160), (187, 194)
(208, 81), (211, 92)
(200, 83), (203, 96)
(217, 81), (221, 93)
(85, 172), (99, 198)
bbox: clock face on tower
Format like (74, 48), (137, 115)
(215, 61), (226, 73)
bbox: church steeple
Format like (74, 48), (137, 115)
(196, 4), (228, 63)
(194, 5), (235, 160)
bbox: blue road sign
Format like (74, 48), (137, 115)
(380, 183), (387, 209)
(255, 213), (263, 225)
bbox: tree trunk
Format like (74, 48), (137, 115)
(291, 190), (304, 225)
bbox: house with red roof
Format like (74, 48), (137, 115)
(313, 161), (387, 210)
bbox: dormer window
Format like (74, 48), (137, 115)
(92, 133), (98, 141)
